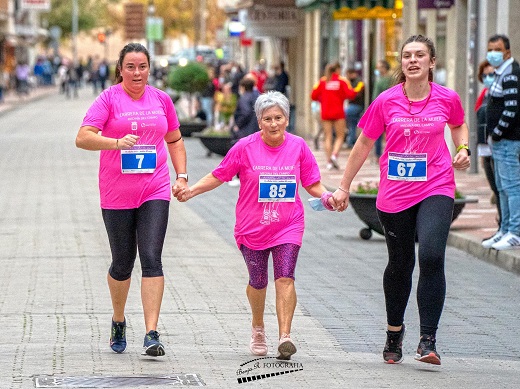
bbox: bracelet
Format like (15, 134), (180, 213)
(456, 144), (469, 152)
(116, 139), (119, 150)
(338, 186), (349, 194)
(167, 137), (183, 144)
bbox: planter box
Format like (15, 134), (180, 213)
(349, 193), (478, 240)
(179, 121), (207, 138)
(192, 132), (233, 157)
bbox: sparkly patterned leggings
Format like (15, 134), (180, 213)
(240, 243), (301, 290)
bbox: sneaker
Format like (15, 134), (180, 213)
(482, 231), (505, 248)
(109, 319), (127, 354)
(415, 335), (441, 365)
(491, 232), (520, 250)
(277, 333), (297, 360)
(330, 154), (340, 169)
(142, 330), (165, 357)
(383, 324), (405, 364)
(250, 326), (268, 356)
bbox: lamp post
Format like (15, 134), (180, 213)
(147, 0), (156, 68)
(72, 0), (78, 65)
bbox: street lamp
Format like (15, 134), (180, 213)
(148, 0), (156, 67)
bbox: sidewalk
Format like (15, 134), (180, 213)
(312, 142), (520, 275)
(0, 85), (59, 116)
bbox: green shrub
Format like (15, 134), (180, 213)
(167, 62), (209, 94)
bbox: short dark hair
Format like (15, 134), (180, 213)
(239, 77), (255, 92)
(379, 60), (390, 71)
(488, 34), (510, 50)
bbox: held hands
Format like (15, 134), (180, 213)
(332, 188), (350, 212)
(117, 134), (139, 150)
(452, 150), (471, 170)
(172, 182), (191, 202)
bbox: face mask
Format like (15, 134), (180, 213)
(486, 51), (504, 67)
(483, 74), (495, 88)
(374, 69), (380, 77)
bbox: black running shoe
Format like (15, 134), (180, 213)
(109, 319), (127, 354)
(415, 335), (441, 365)
(383, 324), (405, 364)
(142, 330), (165, 357)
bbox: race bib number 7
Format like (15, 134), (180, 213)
(258, 175), (297, 202)
(387, 152), (427, 181)
(121, 145), (157, 174)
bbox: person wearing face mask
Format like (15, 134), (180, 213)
(481, 34), (520, 251)
(475, 60), (501, 233)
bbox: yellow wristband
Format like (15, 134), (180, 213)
(456, 144), (469, 153)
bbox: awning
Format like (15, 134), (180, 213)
(296, 0), (403, 20)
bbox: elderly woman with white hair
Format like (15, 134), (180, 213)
(173, 91), (336, 360)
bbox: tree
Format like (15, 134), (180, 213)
(41, 0), (120, 38)
(167, 62), (210, 117)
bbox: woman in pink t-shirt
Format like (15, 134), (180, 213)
(173, 91), (336, 360)
(76, 43), (188, 357)
(333, 35), (471, 366)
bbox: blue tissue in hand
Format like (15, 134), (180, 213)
(308, 197), (326, 211)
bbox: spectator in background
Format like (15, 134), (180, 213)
(227, 77), (260, 187)
(372, 59), (394, 163)
(475, 60), (500, 230)
(274, 61), (290, 96)
(230, 62), (246, 97)
(482, 34), (520, 251)
(311, 61), (359, 170)
(98, 59), (110, 90)
(200, 66), (217, 127)
(15, 61), (31, 97)
(214, 82), (238, 131)
(345, 67), (365, 148)
(251, 60), (268, 93)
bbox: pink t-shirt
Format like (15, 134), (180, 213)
(81, 84), (180, 209)
(359, 82), (465, 213)
(212, 132), (321, 250)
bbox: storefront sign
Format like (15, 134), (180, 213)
(240, 6), (302, 38)
(418, 0), (455, 8)
(20, 0), (51, 11)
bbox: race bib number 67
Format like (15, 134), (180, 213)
(387, 152), (427, 181)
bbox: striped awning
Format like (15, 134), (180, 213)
(296, 0), (403, 20)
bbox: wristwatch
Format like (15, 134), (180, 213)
(456, 144), (471, 156)
(176, 173), (188, 182)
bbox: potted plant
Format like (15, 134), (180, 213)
(192, 127), (233, 157)
(167, 62), (210, 137)
(348, 182), (478, 240)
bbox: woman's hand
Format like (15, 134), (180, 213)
(452, 150), (471, 170)
(332, 188), (350, 212)
(117, 134), (139, 150)
(172, 182), (191, 202)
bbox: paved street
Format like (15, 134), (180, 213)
(1, 89), (519, 388)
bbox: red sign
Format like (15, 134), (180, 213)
(240, 32), (252, 47)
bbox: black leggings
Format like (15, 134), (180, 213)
(377, 195), (453, 337)
(102, 200), (169, 281)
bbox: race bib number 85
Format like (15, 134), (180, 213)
(258, 175), (297, 202)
